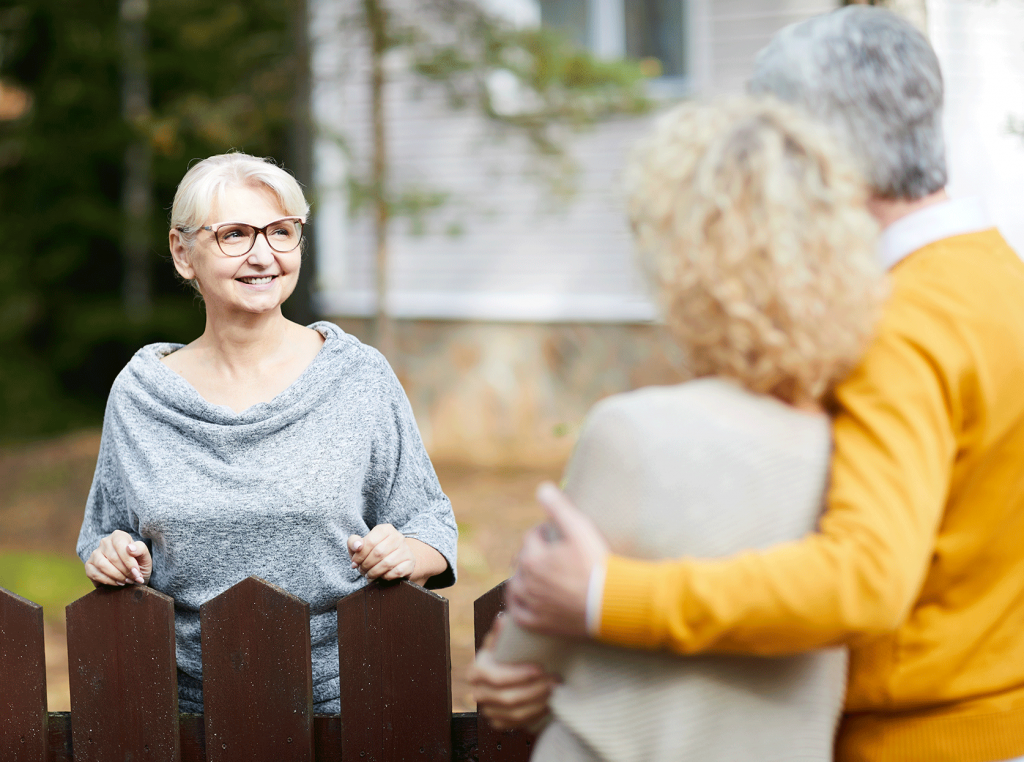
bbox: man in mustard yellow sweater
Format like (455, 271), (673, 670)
(473, 8), (1024, 762)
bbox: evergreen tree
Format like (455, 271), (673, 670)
(0, 0), (300, 439)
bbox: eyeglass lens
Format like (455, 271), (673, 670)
(216, 219), (303, 256)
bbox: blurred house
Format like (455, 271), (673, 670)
(310, 0), (1024, 466)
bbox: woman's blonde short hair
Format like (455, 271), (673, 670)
(170, 152), (310, 253)
(626, 97), (885, 404)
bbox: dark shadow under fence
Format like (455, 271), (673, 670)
(0, 577), (535, 762)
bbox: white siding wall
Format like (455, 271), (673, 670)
(310, 0), (838, 323)
(929, 0), (1024, 255)
(703, 0), (838, 93)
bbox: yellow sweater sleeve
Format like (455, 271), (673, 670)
(598, 279), (960, 655)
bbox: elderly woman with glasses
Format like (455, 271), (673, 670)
(76, 152), (458, 714)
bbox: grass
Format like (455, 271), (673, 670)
(0, 551), (95, 619)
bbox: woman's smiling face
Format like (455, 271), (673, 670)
(178, 184), (302, 317)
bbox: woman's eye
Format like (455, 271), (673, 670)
(221, 228), (245, 240)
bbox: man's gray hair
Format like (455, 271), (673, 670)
(749, 5), (946, 200)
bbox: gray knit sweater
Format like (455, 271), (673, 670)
(77, 321), (458, 713)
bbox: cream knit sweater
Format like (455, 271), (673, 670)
(495, 378), (846, 762)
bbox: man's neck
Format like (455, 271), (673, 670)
(868, 188), (949, 230)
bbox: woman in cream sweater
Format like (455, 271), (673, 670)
(472, 97), (887, 761)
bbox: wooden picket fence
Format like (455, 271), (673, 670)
(0, 576), (538, 761)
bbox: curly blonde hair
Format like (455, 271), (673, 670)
(626, 97), (886, 404)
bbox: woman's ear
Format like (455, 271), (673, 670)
(169, 229), (196, 281)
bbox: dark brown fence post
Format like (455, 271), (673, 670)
(337, 579), (452, 762)
(66, 583), (179, 761)
(200, 576), (313, 762)
(474, 581), (535, 762)
(0, 587), (48, 762)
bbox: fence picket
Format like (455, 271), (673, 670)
(200, 576), (314, 762)
(178, 713), (205, 762)
(48, 713), (72, 762)
(66, 584), (180, 761)
(0, 587), (48, 762)
(313, 716), (343, 762)
(7, 576), (525, 761)
(473, 581), (535, 762)
(337, 580), (452, 762)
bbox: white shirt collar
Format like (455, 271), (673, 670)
(878, 197), (991, 270)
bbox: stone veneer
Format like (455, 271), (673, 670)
(331, 318), (685, 468)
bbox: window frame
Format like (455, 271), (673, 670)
(539, 0), (695, 96)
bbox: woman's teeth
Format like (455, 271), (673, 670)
(238, 276), (274, 285)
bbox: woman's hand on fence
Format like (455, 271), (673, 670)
(469, 616), (557, 731)
(348, 524), (416, 582)
(84, 530), (152, 587)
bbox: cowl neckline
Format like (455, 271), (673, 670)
(124, 321), (350, 429)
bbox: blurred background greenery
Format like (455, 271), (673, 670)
(0, 0), (311, 709)
(0, 552), (94, 615)
(0, 0), (306, 440)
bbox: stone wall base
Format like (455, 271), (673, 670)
(331, 318), (686, 468)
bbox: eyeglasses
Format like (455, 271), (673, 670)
(198, 217), (304, 257)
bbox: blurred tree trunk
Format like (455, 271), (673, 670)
(365, 0), (394, 359)
(285, 0), (317, 326)
(119, 0), (152, 320)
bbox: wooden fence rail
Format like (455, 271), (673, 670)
(0, 577), (535, 762)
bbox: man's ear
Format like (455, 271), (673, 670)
(169, 229), (196, 281)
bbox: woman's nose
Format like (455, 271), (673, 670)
(246, 234), (275, 264)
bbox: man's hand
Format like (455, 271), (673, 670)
(468, 616), (558, 730)
(507, 482), (609, 638)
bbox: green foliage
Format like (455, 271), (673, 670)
(407, 1), (651, 155)
(0, 0), (298, 440)
(348, 177), (450, 237)
(0, 551), (95, 620)
(341, 0), (653, 234)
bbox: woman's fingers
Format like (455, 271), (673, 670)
(87, 531), (152, 587)
(469, 649), (555, 730)
(479, 685), (552, 729)
(350, 525), (409, 576)
(350, 525), (424, 581)
(378, 557), (416, 581)
(364, 546), (416, 581)
(97, 535), (131, 579)
(349, 525), (397, 567)
(346, 534), (364, 564)
(111, 533), (145, 584)
(86, 551), (129, 586)
(84, 560), (117, 587)
(126, 541), (152, 583)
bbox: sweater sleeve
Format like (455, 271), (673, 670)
(597, 291), (959, 655)
(361, 351), (458, 589)
(76, 390), (146, 563)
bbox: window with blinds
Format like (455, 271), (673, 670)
(539, 0), (688, 82)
